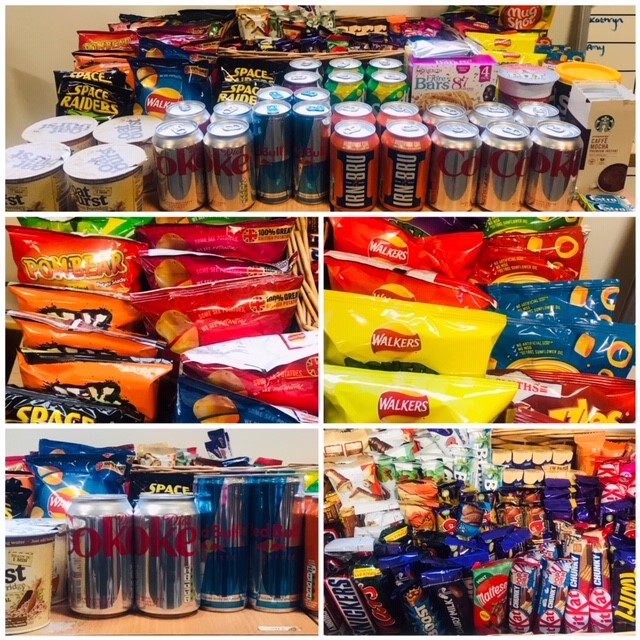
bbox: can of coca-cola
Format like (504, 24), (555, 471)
(476, 121), (532, 211)
(153, 119), (206, 211)
(66, 495), (133, 617)
(204, 119), (255, 211)
(468, 102), (514, 133)
(524, 120), (583, 211)
(134, 494), (201, 617)
(428, 121), (482, 211)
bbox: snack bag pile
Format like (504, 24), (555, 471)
(324, 428), (636, 636)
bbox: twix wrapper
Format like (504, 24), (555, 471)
(563, 539), (592, 633)
(586, 533), (614, 633)
(534, 558), (573, 634)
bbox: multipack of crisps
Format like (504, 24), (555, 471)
(325, 251), (496, 311)
(131, 274), (303, 353)
(8, 283), (143, 331)
(136, 218), (294, 262)
(330, 217), (484, 280)
(483, 216), (582, 237)
(487, 279), (620, 324)
(19, 216), (153, 237)
(470, 226), (585, 284)
(324, 365), (518, 424)
(17, 348), (172, 422)
(181, 332), (318, 414)
(139, 249), (293, 288)
(490, 370), (635, 424)
(325, 290), (506, 377)
(7, 225), (146, 293)
(490, 316), (635, 378)
(8, 310), (166, 358)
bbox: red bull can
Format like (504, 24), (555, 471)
(256, 86), (294, 104)
(195, 476), (249, 612)
(204, 119), (255, 211)
(134, 494), (200, 617)
(153, 119), (206, 211)
(66, 495), (133, 617)
(293, 87), (331, 108)
(164, 101), (210, 134)
(421, 102), (468, 135)
(292, 102), (331, 204)
(428, 120), (482, 211)
(524, 120), (583, 211)
(476, 121), (532, 211)
(468, 102), (514, 133)
(249, 476), (304, 612)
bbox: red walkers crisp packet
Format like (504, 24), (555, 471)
(135, 219), (295, 263)
(330, 217), (484, 280)
(325, 251), (496, 311)
(470, 226), (585, 285)
(130, 274), (303, 353)
(181, 332), (318, 414)
(7, 225), (146, 293)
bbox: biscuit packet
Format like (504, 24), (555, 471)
(325, 455), (389, 510)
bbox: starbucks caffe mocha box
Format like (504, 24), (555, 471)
(566, 82), (636, 194)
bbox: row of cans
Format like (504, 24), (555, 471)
(65, 475), (317, 617)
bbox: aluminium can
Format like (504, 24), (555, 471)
(293, 87), (331, 108)
(428, 120), (482, 212)
(248, 476), (305, 612)
(165, 101), (211, 134)
(195, 475), (250, 612)
(292, 102), (331, 203)
(421, 102), (469, 135)
(364, 57), (403, 82)
(380, 120), (431, 212)
(289, 58), (323, 73)
(524, 120), (583, 211)
(476, 120), (532, 211)
(204, 119), (255, 211)
(514, 102), (560, 129)
(366, 71), (409, 112)
(213, 100), (254, 127)
(66, 494), (133, 617)
(324, 72), (366, 105)
(153, 119), (206, 211)
(377, 101), (421, 136)
(327, 58), (364, 76)
(332, 102), (376, 130)
(283, 71), (322, 92)
(330, 119), (380, 211)
(468, 102), (514, 133)
(134, 494), (201, 617)
(252, 100), (292, 203)
(256, 86), (294, 104)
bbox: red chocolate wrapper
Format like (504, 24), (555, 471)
(130, 274), (303, 353)
(324, 250), (496, 311)
(330, 217), (484, 280)
(135, 219), (295, 263)
(7, 225), (146, 293)
(508, 556), (541, 633)
(564, 539), (592, 633)
(470, 226), (585, 285)
(585, 533), (614, 633)
(473, 559), (513, 634)
(535, 558), (573, 634)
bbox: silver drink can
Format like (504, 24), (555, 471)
(421, 102), (468, 135)
(289, 58), (323, 73)
(514, 102), (560, 129)
(213, 100), (254, 127)
(165, 101), (211, 134)
(378, 101), (420, 136)
(428, 121), (482, 211)
(66, 495), (133, 617)
(476, 121), (532, 211)
(134, 494), (201, 617)
(293, 87), (331, 107)
(468, 102), (514, 133)
(524, 120), (583, 211)
(204, 119), (256, 211)
(153, 119), (206, 211)
(256, 86), (294, 104)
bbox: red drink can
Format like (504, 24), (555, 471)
(331, 102), (376, 130)
(377, 102), (421, 137)
(380, 120), (431, 211)
(428, 121), (481, 212)
(303, 495), (319, 613)
(330, 120), (380, 211)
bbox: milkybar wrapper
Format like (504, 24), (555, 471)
(534, 558), (573, 634)
(564, 539), (592, 633)
(586, 535), (614, 633)
(325, 290), (506, 377)
(325, 455), (388, 509)
(508, 556), (541, 633)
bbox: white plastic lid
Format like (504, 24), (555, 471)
(22, 116), (97, 144)
(93, 116), (159, 144)
(63, 143), (147, 180)
(6, 142), (71, 180)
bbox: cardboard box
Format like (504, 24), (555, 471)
(407, 54), (498, 111)
(566, 81), (636, 193)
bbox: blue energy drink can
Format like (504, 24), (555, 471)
(248, 475), (304, 612)
(195, 475), (249, 612)
(292, 102), (330, 204)
(252, 100), (292, 203)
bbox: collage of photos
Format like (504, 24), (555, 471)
(4, 3), (637, 640)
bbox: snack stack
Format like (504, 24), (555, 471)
(324, 216), (636, 424)
(323, 429), (636, 636)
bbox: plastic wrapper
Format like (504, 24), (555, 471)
(37, 439), (134, 456)
(508, 555), (541, 633)
(534, 557), (573, 634)
(564, 539), (592, 633)
(472, 559), (513, 634)
(484, 216), (582, 237)
(5, 473), (35, 518)
(586, 534), (614, 632)
(325, 290), (505, 377)
(213, 56), (290, 104)
(421, 566), (474, 634)
(78, 29), (138, 50)
(128, 470), (194, 505)
(325, 455), (388, 509)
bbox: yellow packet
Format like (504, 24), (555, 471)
(324, 365), (517, 424)
(325, 290), (506, 377)
(467, 31), (541, 54)
(488, 51), (547, 65)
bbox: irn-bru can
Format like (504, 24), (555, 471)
(365, 57), (403, 82)
(249, 476), (304, 612)
(256, 86), (294, 104)
(422, 102), (469, 135)
(252, 100), (292, 203)
(380, 120), (431, 211)
(292, 102), (331, 204)
(195, 476), (249, 612)
(303, 495), (319, 614)
(327, 58), (363, 77)
(331, 102), (376, 130)
(293, 87), (331, 108)
(366, 71), (409, 112)
(330, 120), (380, 211)
(283, 71), (322, 92)
(377, 102), (421, 136)
(324, 72), (366, 105)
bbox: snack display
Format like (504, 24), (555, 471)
(323, 427), (636, 635)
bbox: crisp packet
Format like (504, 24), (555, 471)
(483, 217), (582, 237)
